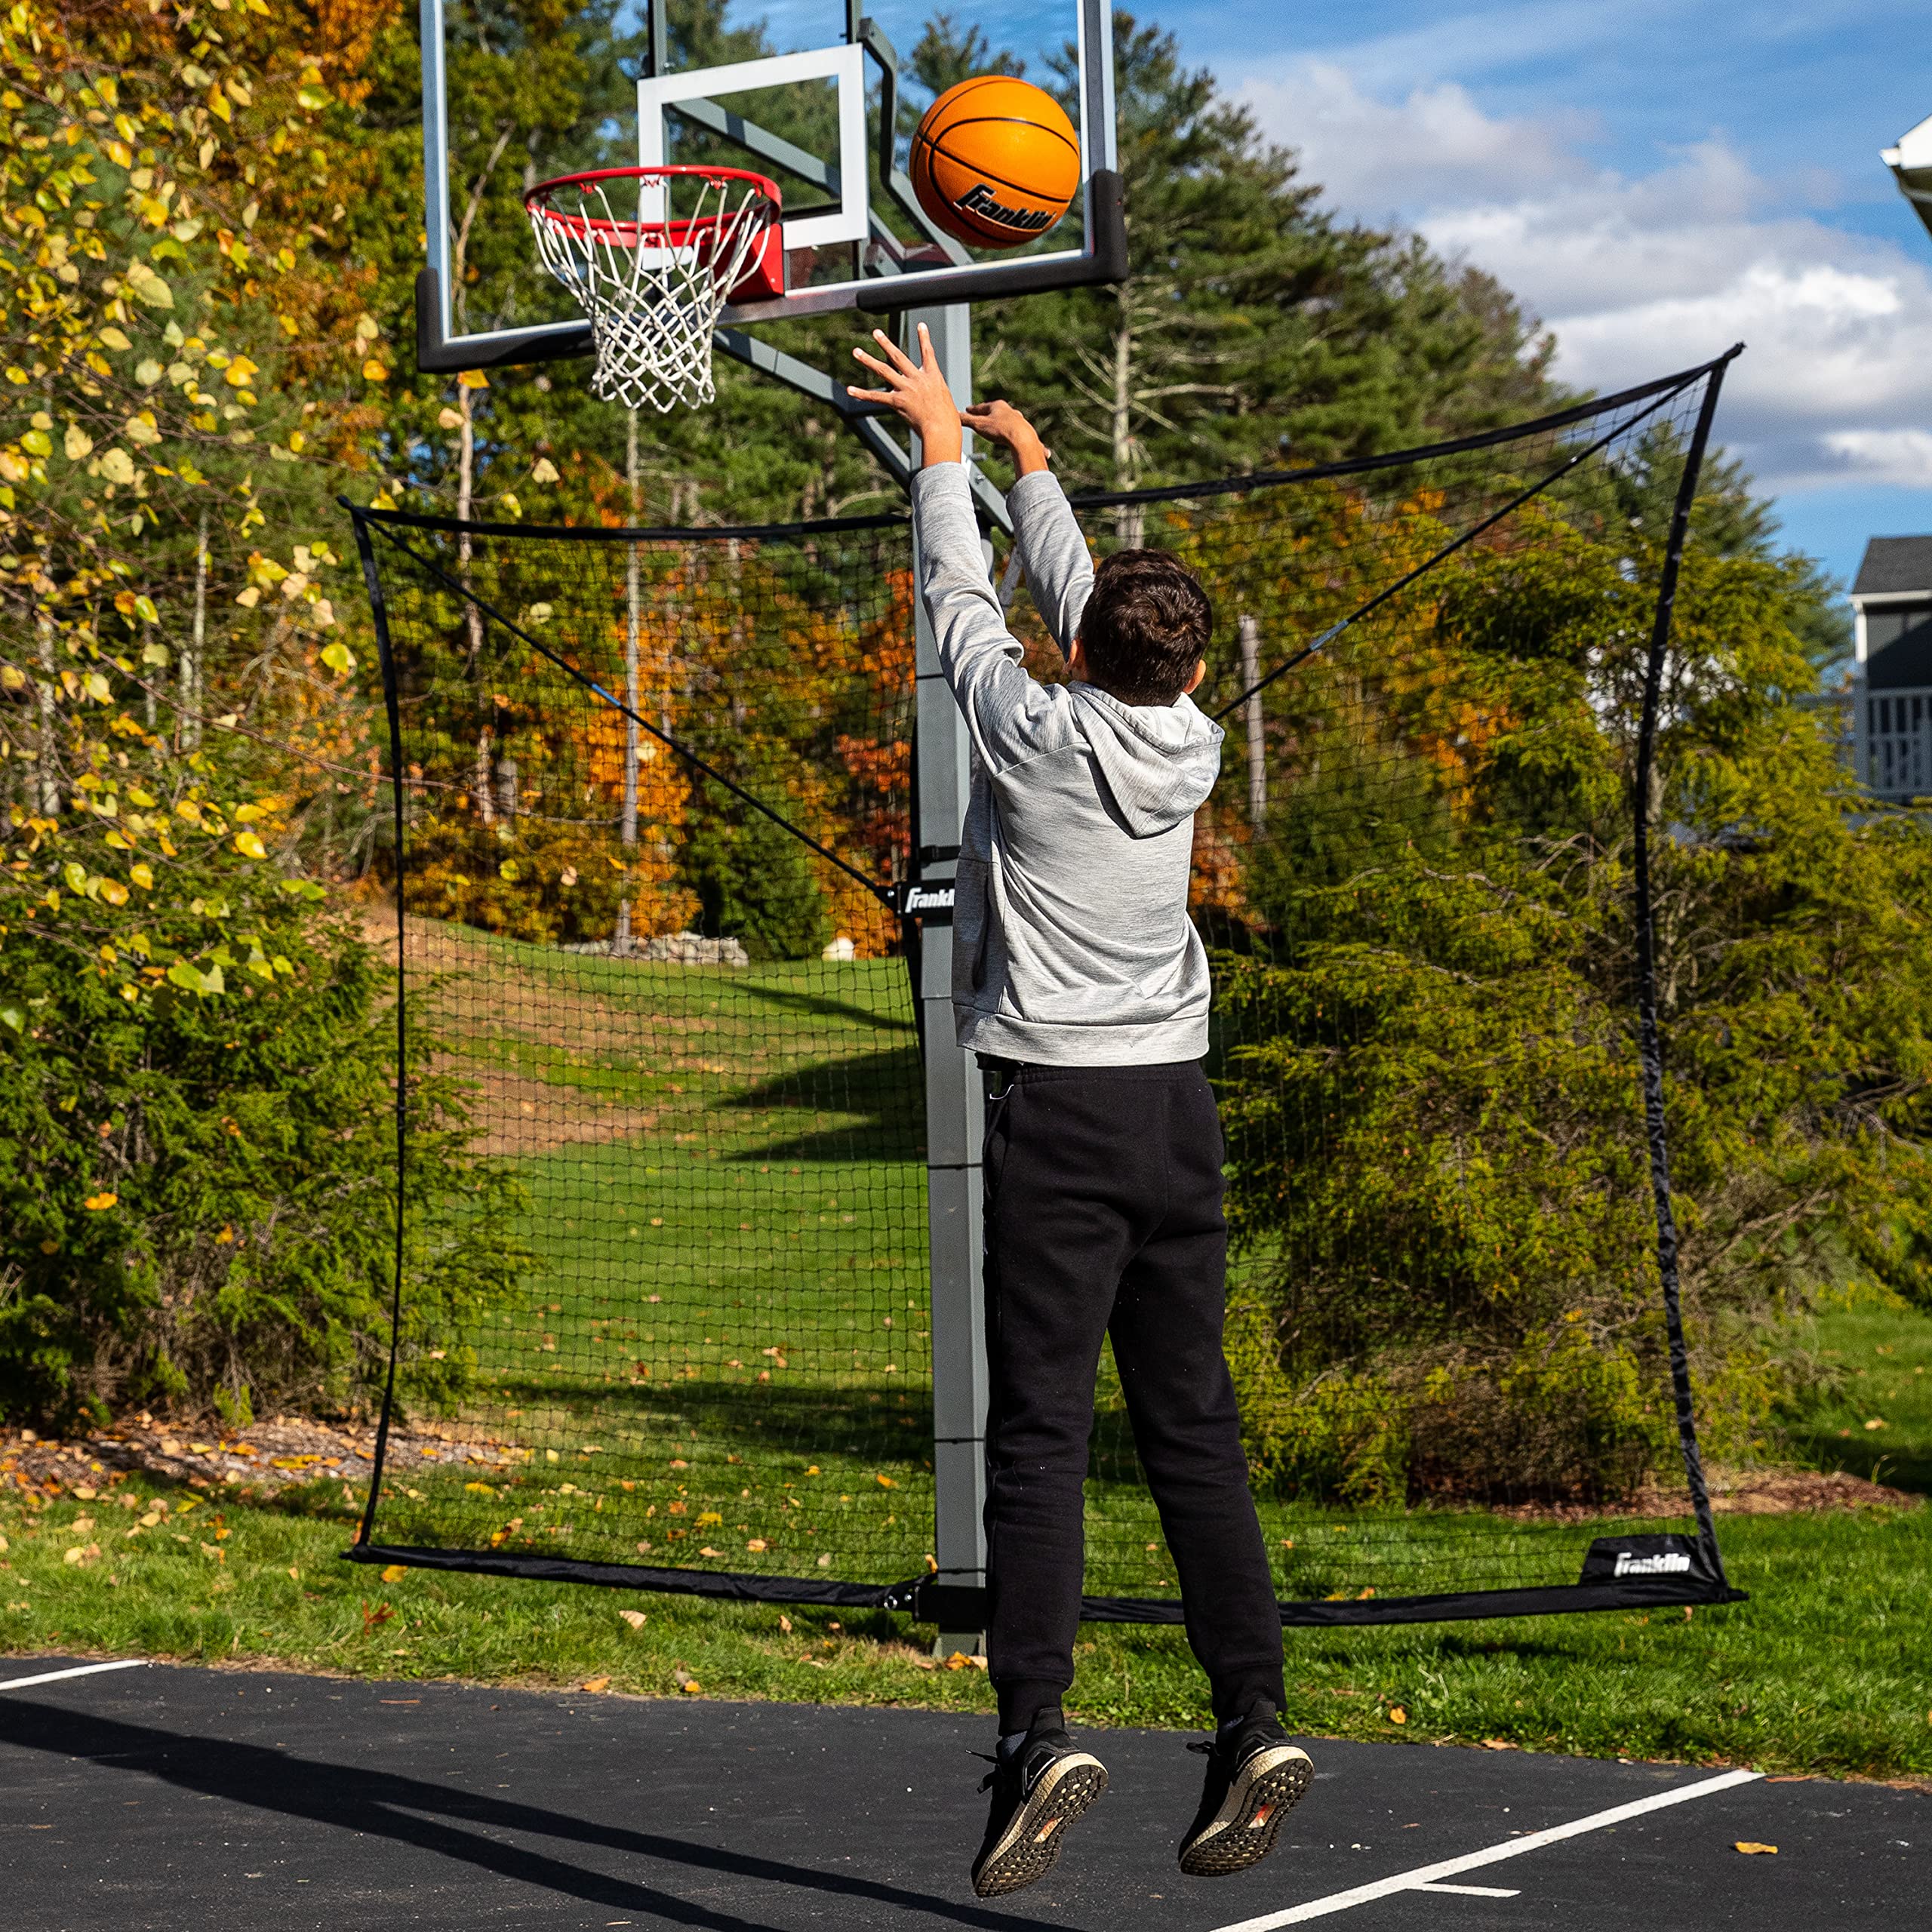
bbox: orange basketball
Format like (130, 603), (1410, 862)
(910, 75), (1080, 250)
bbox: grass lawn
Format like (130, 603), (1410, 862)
(4, 1468), (1926, 1780)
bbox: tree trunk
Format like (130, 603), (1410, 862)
(35, 621), (58, 814)
(1110, 309), (1143, 549)
(1238, 614), (1266, 826)
(614, 409), (643, 954)
(472, 725), (495, 826)
(180, 509), (208, 750)
(456, 383), (485, 662)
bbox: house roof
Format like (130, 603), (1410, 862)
(1882, 112), (1932, 245)
(1851, 535), (1932, 598)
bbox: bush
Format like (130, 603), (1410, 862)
(0, 669), (528, 1431)
(685, 795), (834, 962)
(1217, 522), (1932, 1503)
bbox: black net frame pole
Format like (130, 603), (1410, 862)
(349, 509), (411, 1553)
(1632, 343), (1744, 1586)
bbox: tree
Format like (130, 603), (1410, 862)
(0, 0), (525, 1428)
(1211, 480), (1932, 1504)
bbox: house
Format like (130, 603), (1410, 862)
(1881, 112), (1932, 245)
(1848, 536), (1932, 801)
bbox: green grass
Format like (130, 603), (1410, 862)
(4, 1471), (1927, 1779)
(400, 922), (1720, 1607)
(1784, 1294), (1932, 1494)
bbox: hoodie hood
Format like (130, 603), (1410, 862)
(1068, 684), (1226, 837)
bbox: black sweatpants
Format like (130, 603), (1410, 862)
(979, 1057), (1285, 1734)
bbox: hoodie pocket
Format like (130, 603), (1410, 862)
(953, 855), (992, 994)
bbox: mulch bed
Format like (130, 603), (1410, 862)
(2, 1414), (519, 1503)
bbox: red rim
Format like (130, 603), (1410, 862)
(525, 165), (782, 248)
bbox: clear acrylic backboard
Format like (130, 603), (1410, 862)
(414, 0), (1123, 378)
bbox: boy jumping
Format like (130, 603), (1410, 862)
(850, 325), (1311, 1899)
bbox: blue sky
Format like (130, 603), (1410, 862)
(1169, 0), (1932, 589)
(727, 3), (1932, 586)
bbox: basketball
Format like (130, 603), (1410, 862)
(910, 75), (1080, 249)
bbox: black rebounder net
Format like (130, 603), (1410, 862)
(349, 506), (935, 1604)
(348, 348), (1747, 1626)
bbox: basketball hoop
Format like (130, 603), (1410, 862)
(524, 166), (783, 413)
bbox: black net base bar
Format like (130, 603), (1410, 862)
(344, 1544), (1744, 1626)
(346, 346), (1752, 1630)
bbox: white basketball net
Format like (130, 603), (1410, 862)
(526, 171), (779, 414)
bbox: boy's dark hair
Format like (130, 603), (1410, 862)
(1078, 549), (1214, 706)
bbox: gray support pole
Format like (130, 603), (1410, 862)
(908, 303), (989, 1655)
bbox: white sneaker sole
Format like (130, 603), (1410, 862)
(971, 1752), (1109, 1898)
(1179, 1744), (1315, 1878)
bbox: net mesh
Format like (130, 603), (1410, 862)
(1038, 370), (1733, 1615)
(355, 508), (931, 1595)
(350, 357), (1737, 1619)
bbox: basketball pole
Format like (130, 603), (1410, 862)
(909, 301), (990, 1657)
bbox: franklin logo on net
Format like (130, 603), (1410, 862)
(1613, 1549), (1694, 1579)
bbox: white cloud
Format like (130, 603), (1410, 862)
(1818, 429), (1932, 489)
(1236, 61), (1932, 510)
(1239, 61), (1592, 216)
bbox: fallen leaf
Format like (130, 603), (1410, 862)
(1863, 1417), (1886, 1431)
(778, 1614), (793, 1634)
(1481, 1738), (1517, 1751)
(380, 1564), (408, 1583)
(909, 1655), (937, 1671)
(746, 1538), (768, 1552)
(1734, 1841), (1778, 1856)
(580, 1676), (611, 1694)
(619, 1609), (647, 1630)
(875, 1474), (896, 1489)
(1388, 1706), (1407, 1725)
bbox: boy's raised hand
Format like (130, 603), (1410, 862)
(962, 400), (1052, 477)
(848, 324), (963, 468)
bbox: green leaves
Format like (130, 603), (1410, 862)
(165, 958), (223, 997)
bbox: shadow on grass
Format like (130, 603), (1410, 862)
(1779, 1423), (1932, 1496)
(743, 977), (919, 1039)
(728, 1044), (925, 1162)
(485, 1372), (936, 1469)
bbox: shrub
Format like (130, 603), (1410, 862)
(0, 665), (528, 1431)
(1217, 522), (1932, 1503)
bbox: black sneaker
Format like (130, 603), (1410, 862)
(1177, 1707), (1312, 1878)
(969, 1717), (1109, 1899)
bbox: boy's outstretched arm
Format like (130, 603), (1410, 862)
(848, 328), (1053, 773)
(965, 400), (1093, 660)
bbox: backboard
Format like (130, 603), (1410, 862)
(414, 0), (1123, 379)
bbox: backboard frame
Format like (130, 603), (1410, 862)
(413, 0), (1125, 377)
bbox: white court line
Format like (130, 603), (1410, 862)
(1414, 1884), (1521, 1898)
(0, 1660), (149, 1694)
(1211, 1767), (1764, 1929)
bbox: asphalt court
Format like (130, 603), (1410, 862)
(1, 1657), (1919, 1930)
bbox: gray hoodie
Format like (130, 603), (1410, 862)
(911, 463), (1225, 1066)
